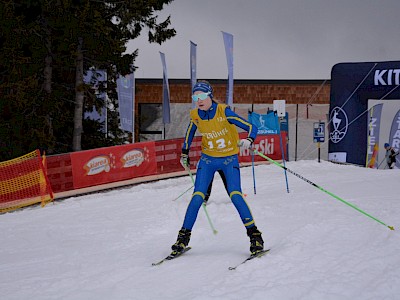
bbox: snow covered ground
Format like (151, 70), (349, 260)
(1, 160), (400, 300)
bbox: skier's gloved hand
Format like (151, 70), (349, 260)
(180, 154), (190, 169)
(238, 137), (254, 150)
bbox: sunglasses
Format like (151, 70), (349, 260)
(192, 92), (210, 102)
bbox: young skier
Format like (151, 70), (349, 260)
(170, 81), (264, 256)
(384, 143), (398, 169)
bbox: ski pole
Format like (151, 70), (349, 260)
(186, 167), (218, 235)
(254, 150), (395, 231)
(172, 185), (194, 201)
(378, 157), (386, 169)
(251, 150), (257, 194)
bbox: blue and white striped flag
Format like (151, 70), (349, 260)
(388, 109), (400, 168)
(190, 41), (197, 109)
(117, 73), (134, 133)
(160, 52), (171, 124)
(366, 104), (383, 168)
(222, 31), (233, 107)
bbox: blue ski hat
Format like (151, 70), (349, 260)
(192, 82), (213, 99)
(384, 143), (390, 148)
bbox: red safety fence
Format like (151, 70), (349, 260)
(46, 153), (73, 193)
(44, 133), (287, 193)
(0, 133), (287, 211)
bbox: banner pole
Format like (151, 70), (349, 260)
(275, 112), (289, 193)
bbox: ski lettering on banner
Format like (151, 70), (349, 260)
(152, 247), (192, 266)
(228, 249), (270, 270)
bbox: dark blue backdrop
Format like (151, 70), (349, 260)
(329, 61), (400, 165)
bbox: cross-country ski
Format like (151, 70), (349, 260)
(228, 249), (270, 270)
(152, 247), (192, 266)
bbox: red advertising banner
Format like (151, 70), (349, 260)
(71, 141), (157, 189)
(238, 132), (288, 163)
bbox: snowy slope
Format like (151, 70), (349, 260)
(1, 161), (400, 300)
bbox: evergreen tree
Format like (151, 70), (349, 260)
(0, 0), (176, 160)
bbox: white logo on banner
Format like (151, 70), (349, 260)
(121, 149), (145, 168)
(330, 107), (348, 143)
(84, 155), (112, 175)
(257, 115), (278, 134)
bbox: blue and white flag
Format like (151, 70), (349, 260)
(248, 111), (279, 134)
(84, 69), (107, 132)
(117, 73), (134, 133)
(366, 104), (383, 167)
(222, 31), (233, 107)
(190, 41), (197, 109)
(388, 109), (400, 168)
(159, 52), (170, 124)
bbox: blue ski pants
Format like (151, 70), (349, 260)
(182, 154), (255, 230)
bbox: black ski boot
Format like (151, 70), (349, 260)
(171, 228), (191, 255)
(247, 226), (264, 255)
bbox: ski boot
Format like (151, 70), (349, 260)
(171, 228), (191, 256)
(247, 226), (264, 255)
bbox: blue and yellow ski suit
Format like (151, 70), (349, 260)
(181, 102), (258, 230)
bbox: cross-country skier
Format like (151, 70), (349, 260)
(170, 81), (264, 256)
(384, 143), (398, 169)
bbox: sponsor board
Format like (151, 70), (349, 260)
(71, 142), (156, 189)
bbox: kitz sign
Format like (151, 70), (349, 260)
(329, 61), (400, 166)
(374, 69), (400, 85)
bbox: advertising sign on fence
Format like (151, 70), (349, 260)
(47, 134), (287, 194)
(71, 142), (157, 189)
(238, 132), (287, 163)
